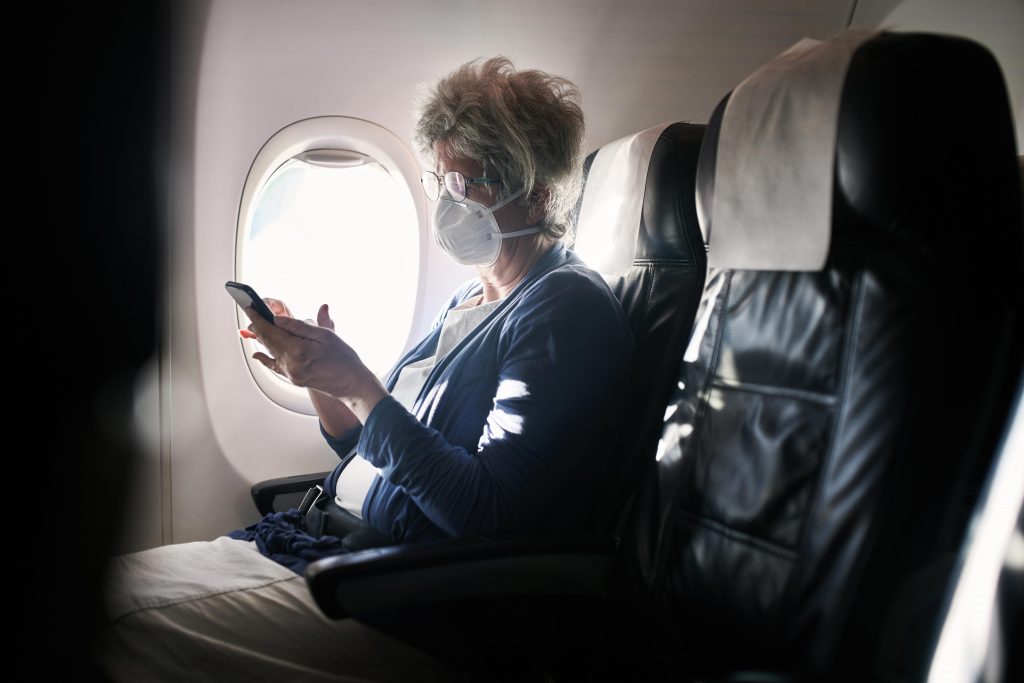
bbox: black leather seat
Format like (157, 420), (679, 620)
(596, 31), (1024, 681)
(573, 122), (708, 536)
(303, 31), (1023, 683)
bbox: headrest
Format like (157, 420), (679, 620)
(574, 123), (705, 276)
(698, 31), (1022, 275)
(697, 28), (876, 271)
(831, 33), (1021, 255)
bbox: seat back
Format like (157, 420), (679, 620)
(571, 122), (708, 535)
(609, 31), (1024, 680)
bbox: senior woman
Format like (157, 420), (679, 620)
(94, 57), (632, 681)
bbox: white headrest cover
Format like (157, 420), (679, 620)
(709, 28), (876, 271)
(574, 123), (671, 276)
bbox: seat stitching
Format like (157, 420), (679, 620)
(675, 509), (800, 561)
(709, 378), (838, 406)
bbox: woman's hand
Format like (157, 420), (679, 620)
(240, 298), (293, 340)
(244, 303), (387, 423)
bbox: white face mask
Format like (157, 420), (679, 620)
(431, 188), (541, 267)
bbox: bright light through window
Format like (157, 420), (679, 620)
(240, 154), (419, 378)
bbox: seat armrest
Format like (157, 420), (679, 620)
(305, 535), (618, 619)
(250, 471), (331, 515)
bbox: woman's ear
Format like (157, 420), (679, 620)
(527, 186), (549, 226)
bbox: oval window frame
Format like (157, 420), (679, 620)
(235, 116), (426, 415)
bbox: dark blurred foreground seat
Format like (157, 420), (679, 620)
(297, 30), (1023, 682)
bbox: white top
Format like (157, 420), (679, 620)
(334, 294), (502, 518)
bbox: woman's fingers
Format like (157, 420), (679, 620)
(317, 304), (335, 331)
(252, 351), (282, 375)
(263, 297), (292, 317)
(274, 314), (325, 340)
(246, 308), (289, 345)
(244, 307), (364, 397)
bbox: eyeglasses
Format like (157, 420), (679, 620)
(420, 170), (500, 202)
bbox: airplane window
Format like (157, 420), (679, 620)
(239, 150), (419, 381)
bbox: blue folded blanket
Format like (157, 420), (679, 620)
(227, 509), (345, 575)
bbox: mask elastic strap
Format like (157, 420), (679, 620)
(493, 226), (543, 240)
(484, 187), (526, 213)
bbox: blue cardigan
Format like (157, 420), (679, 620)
(321, 241), (633, 542)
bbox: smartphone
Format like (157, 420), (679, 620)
(225, 281), (276, 325)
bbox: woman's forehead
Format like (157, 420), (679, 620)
(433, 145), (484, 175)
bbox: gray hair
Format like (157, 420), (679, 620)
(414, 57), (586, 241)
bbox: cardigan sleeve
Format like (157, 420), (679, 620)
(319, 422), (361, 459)
(356, 268), (633, 537)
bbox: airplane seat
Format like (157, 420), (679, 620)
(570, 121), (708, 536)
(596, 30), (1024, 682)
